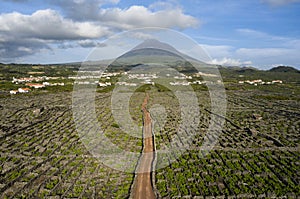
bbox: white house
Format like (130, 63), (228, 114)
(26, 83), (45, 89)
(99, 82), (107, 87)
(18, 88), (30, 93)
(272, 80), (283, 84)
(10, 90), (18, 94)
(43, 82), (50, 86)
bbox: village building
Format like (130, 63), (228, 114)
(43, 82), (50, 86)
(18, 88), (31, 93)
(9, 90), (18, 94)
(12, 76), (45, 84)
(272, 80), (283, 84)
(51, 82), (65, 86)
(99, 82), (111, 87)
(239, 79), (283, 85)
(25, 83), (45, 89)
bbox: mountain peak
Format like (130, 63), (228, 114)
(133, 39), (179, 54)
(269, 66), (299, 73)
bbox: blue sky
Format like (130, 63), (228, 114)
(0, 0), (299, 69)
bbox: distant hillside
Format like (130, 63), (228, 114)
(235, 66), (258, 73)
(269, 66), (299, 73)
(218, 66), (259, 73)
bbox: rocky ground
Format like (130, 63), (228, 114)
(0, 93), (135, 198)
(152, 90), (299, 198)
(0, 87), (299, 198)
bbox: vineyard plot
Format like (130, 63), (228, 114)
(153, 90), (299, 198)
(0, 88), (299, 198)
(0, 92), (138, 198)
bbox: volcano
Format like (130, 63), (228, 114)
(107, 39), (202, 73)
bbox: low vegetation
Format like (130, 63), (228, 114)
(0, 63), (299, 198)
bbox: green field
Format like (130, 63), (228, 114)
(0, 63), (299, 198)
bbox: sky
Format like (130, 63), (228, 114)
(0, 0), (299, 69)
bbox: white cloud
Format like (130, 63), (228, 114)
(0, 9), (110, 40)
(201, 44), (234, 58)
(0, 3), (198, 61)
(236, 47), (294, 58)
(200, 43), (300, 68)
(50, 0), (119, 21)
(98, 6), (199, 29)
(261, 0), (300, 6)
(77, 39), (107, 48)
(236, 47), (300, 68)
(203, 44), (300, 69)
(209, 58), (252, 66)
(200, 42), (299, 68)
(236, 28), (287, 41)
(0, 38), (50, 60)
(195, 36), (238, 42)
(149, 1), (181, 11)
(51, 1), (198, 29)
(237, 28), (268, 37)
(0, 9), (111, 60)
(17, 46), (33, 53)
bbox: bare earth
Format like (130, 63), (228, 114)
(132, 94), (156, 199)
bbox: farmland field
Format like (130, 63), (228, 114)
(0, 64), (299, 198)
(153, 89), (300, 198)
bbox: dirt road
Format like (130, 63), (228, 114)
(132, 94), (156, 199)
